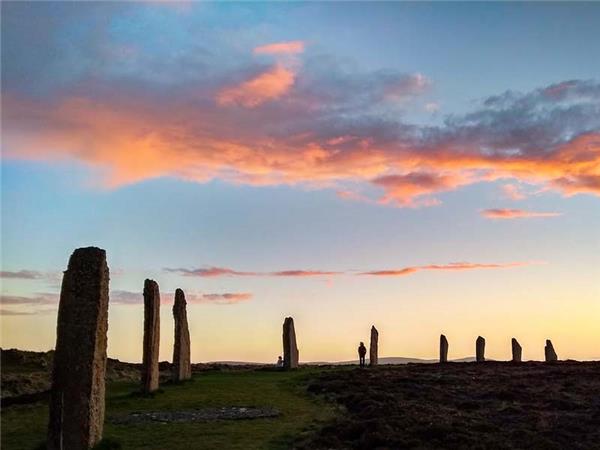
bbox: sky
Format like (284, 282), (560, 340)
(1, 1), (599, 363)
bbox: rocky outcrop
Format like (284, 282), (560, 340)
(141, 279), (160, 393)
(369, 326), (379, 367)
(282, 317), (299, 369)
(440, 334), (449, 363)
(172, 289), (192, 381)
(47, 247), (109, 450)
(476, 336), (486, 362)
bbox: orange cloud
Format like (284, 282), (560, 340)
(360, 261), (534, 276)
(481, 209), (562, 219)
(373, 172), (471, 207)
(216, 64), (296, 108)
(254, 41), (305, 55)
(3, 77), (599, 205)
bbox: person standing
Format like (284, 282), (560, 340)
(358, 342), (367, 367)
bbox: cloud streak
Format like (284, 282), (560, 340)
(481, 209), (562, 219)
(359, 261), (535, 277)
(164, 267), (341, 278)
(0, 270), (44, 279)
(0, 289), (253, 314)
(167, 262), (534, 278)
(109, 290), (254, 305)
(254, 41), (305, 55)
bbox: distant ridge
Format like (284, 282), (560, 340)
(205, 356), (477, 366)
(306, 356), (477, 365)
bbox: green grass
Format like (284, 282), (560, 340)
(1, 369), (335, 450)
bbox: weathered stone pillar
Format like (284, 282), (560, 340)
(369, 326), (379, 367)
(545, 339), (558, 362)
(172, 289), (191, 381)
(282, 317), (299, 369)
(141, 279), (160, 393)
(47, 247), (109, 450)
(476, 336), (485, 362)
(511, 338), (522, 362)
(440, 334), (449, 363)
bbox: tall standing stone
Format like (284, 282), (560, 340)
(440, 334), (449, 363)
(369, 326), (379, 367)
(545, 339), (558, 362)
(511, 338), (522, 362)
(476, 336), (486, 362)
(47, 247), (109, 450)
(141, 279), (160, 393)
(282, 317), (299, 369)
(172, 289), (191, 381)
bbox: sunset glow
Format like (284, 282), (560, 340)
(1, 2), (599, 363)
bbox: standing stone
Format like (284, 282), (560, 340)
(47, 247), (109, 450)
(282, 317), (299, 369)
(476, 336), (486, 362)
(440, 334), (449, 363)
(369, 326), (379, 367)
(172, 289), (191, 381)
(545, 339), (558, 362)
(141, 279), (160, 393)
(511, 338), (522, 362)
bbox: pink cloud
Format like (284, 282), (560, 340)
(373, 172), (471, 207)
(165, 267), (342, 278)
(3, 76), (599, 205)
(216, 64), (296, 108)
(360, 261), (535, 277)
(501, 184), (526, 200)
(254, 41), (305, 55)
(481, 209), (562, 219)
(0, 290), (253, 313)
(270, 270), (341, 277)
(165, 267), (257, 277)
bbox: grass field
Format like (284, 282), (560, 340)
(1, 369), (336, 450)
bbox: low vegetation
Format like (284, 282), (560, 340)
(1, 368), (335, 450)
(301, 361), (600, 449)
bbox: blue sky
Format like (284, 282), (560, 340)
(1, 1), (599, 362)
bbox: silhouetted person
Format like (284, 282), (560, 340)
(276, 356), (283, 368)
(358, 342), (367, 367)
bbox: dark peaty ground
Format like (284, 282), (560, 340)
(302, 361), (600, 450)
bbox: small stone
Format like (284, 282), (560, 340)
(47, 247), (109, 450)
(172, 289), (192, 381)
(440, 334), (449, 363)
(545, 339), (558, 362)
(369, 326), (379, 367)
(282, 317), (299, 369)
(476, 336), (485, 362)
(511, 338), (522, 362)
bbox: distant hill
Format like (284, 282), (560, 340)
(207, 356), (478, 366)
(306, 356), (476, 365)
